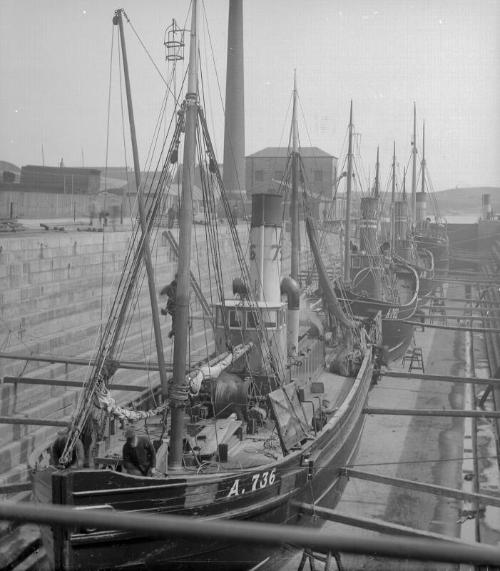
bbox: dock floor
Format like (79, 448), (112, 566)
(266, 281), (500, 570)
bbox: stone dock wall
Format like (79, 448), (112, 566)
(0, 223), (265, 493)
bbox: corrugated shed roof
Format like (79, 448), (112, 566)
(246, 147), (336, 159)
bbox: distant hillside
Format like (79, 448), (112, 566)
(433, 186), (500, 216)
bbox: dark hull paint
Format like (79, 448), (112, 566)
(415, 235), (449, 277)
(381, 318), (415, 363)
(35, 355), (374, 570)
(341, 294), (416, 364)
(417, 276), (437, 300)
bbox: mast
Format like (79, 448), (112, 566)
(421, 121), (426, 194)
(169, 0), (198, 471)
(115, 10), (169, 396)
(290, 70), (299, 281)
(411, 103), (417, 226)
(374, 146), (380, 198)
(343, 101), (354, 284)
(391, 141), (396, 253)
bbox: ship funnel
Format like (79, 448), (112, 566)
(250, 193), (283, 303)
(357, 196), (382, 299)
(394, 200), (412, 261)
(482, 193), (492, 221)
(415, 191), (427, 224)
(359, 196), (378, 253)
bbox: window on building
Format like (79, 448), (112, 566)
(274, 171), (284, 181)
(255, 170), (264, 183)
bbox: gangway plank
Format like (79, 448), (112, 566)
(381, 371), (499, 386)
(342, 469), (500, 508)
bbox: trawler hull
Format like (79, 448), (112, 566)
(381, 318), (415, 363)
(32, 354), (374, 570)
(417, 275), (437, 300)
(415, 235), (449, 277)
(341, 291), (416, 364)
(342, 297), (414, 363)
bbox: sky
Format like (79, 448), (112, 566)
(0, 0), (499, 191)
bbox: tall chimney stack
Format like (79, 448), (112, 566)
(222, 0), (245, 202)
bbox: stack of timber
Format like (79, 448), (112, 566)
(0, 219), (26, 233)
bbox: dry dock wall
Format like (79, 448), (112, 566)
(0, 224), (261, 491)
(0, 188), (124, 220)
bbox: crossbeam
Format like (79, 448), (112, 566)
(363, 408), (500, 418)
(421, 314), (499, 322)
(420, 306), (484, 313)
(0, 351), (170, 371)
(294, 503), (465, 544)
(432, 277), (498, 285)
(2, 376), (148, 392)
(392, 320), (500, 333)
(426, 296), (500, 305)
(448, 269), (491, 275)
(0, 416), (69, 427)
(382, 371), (498, 386)
(342, 469), (500, 508)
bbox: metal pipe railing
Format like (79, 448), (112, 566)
(1, 501), (500, 566)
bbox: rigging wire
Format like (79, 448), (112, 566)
(198, 108), (288, 384)
(123, 10), (175, 96)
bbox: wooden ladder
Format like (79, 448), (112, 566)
(297, 548), (343, 571)
(408, 347), (425, 373)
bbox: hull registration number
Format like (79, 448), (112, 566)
(226, 468), (278, 497)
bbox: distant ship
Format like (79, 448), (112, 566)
(330, 105), (420, 364)
(412, 116), (450, 278)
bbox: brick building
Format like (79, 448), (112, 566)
(20, 165), (101, 194)
(245, 147), (337, 199)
